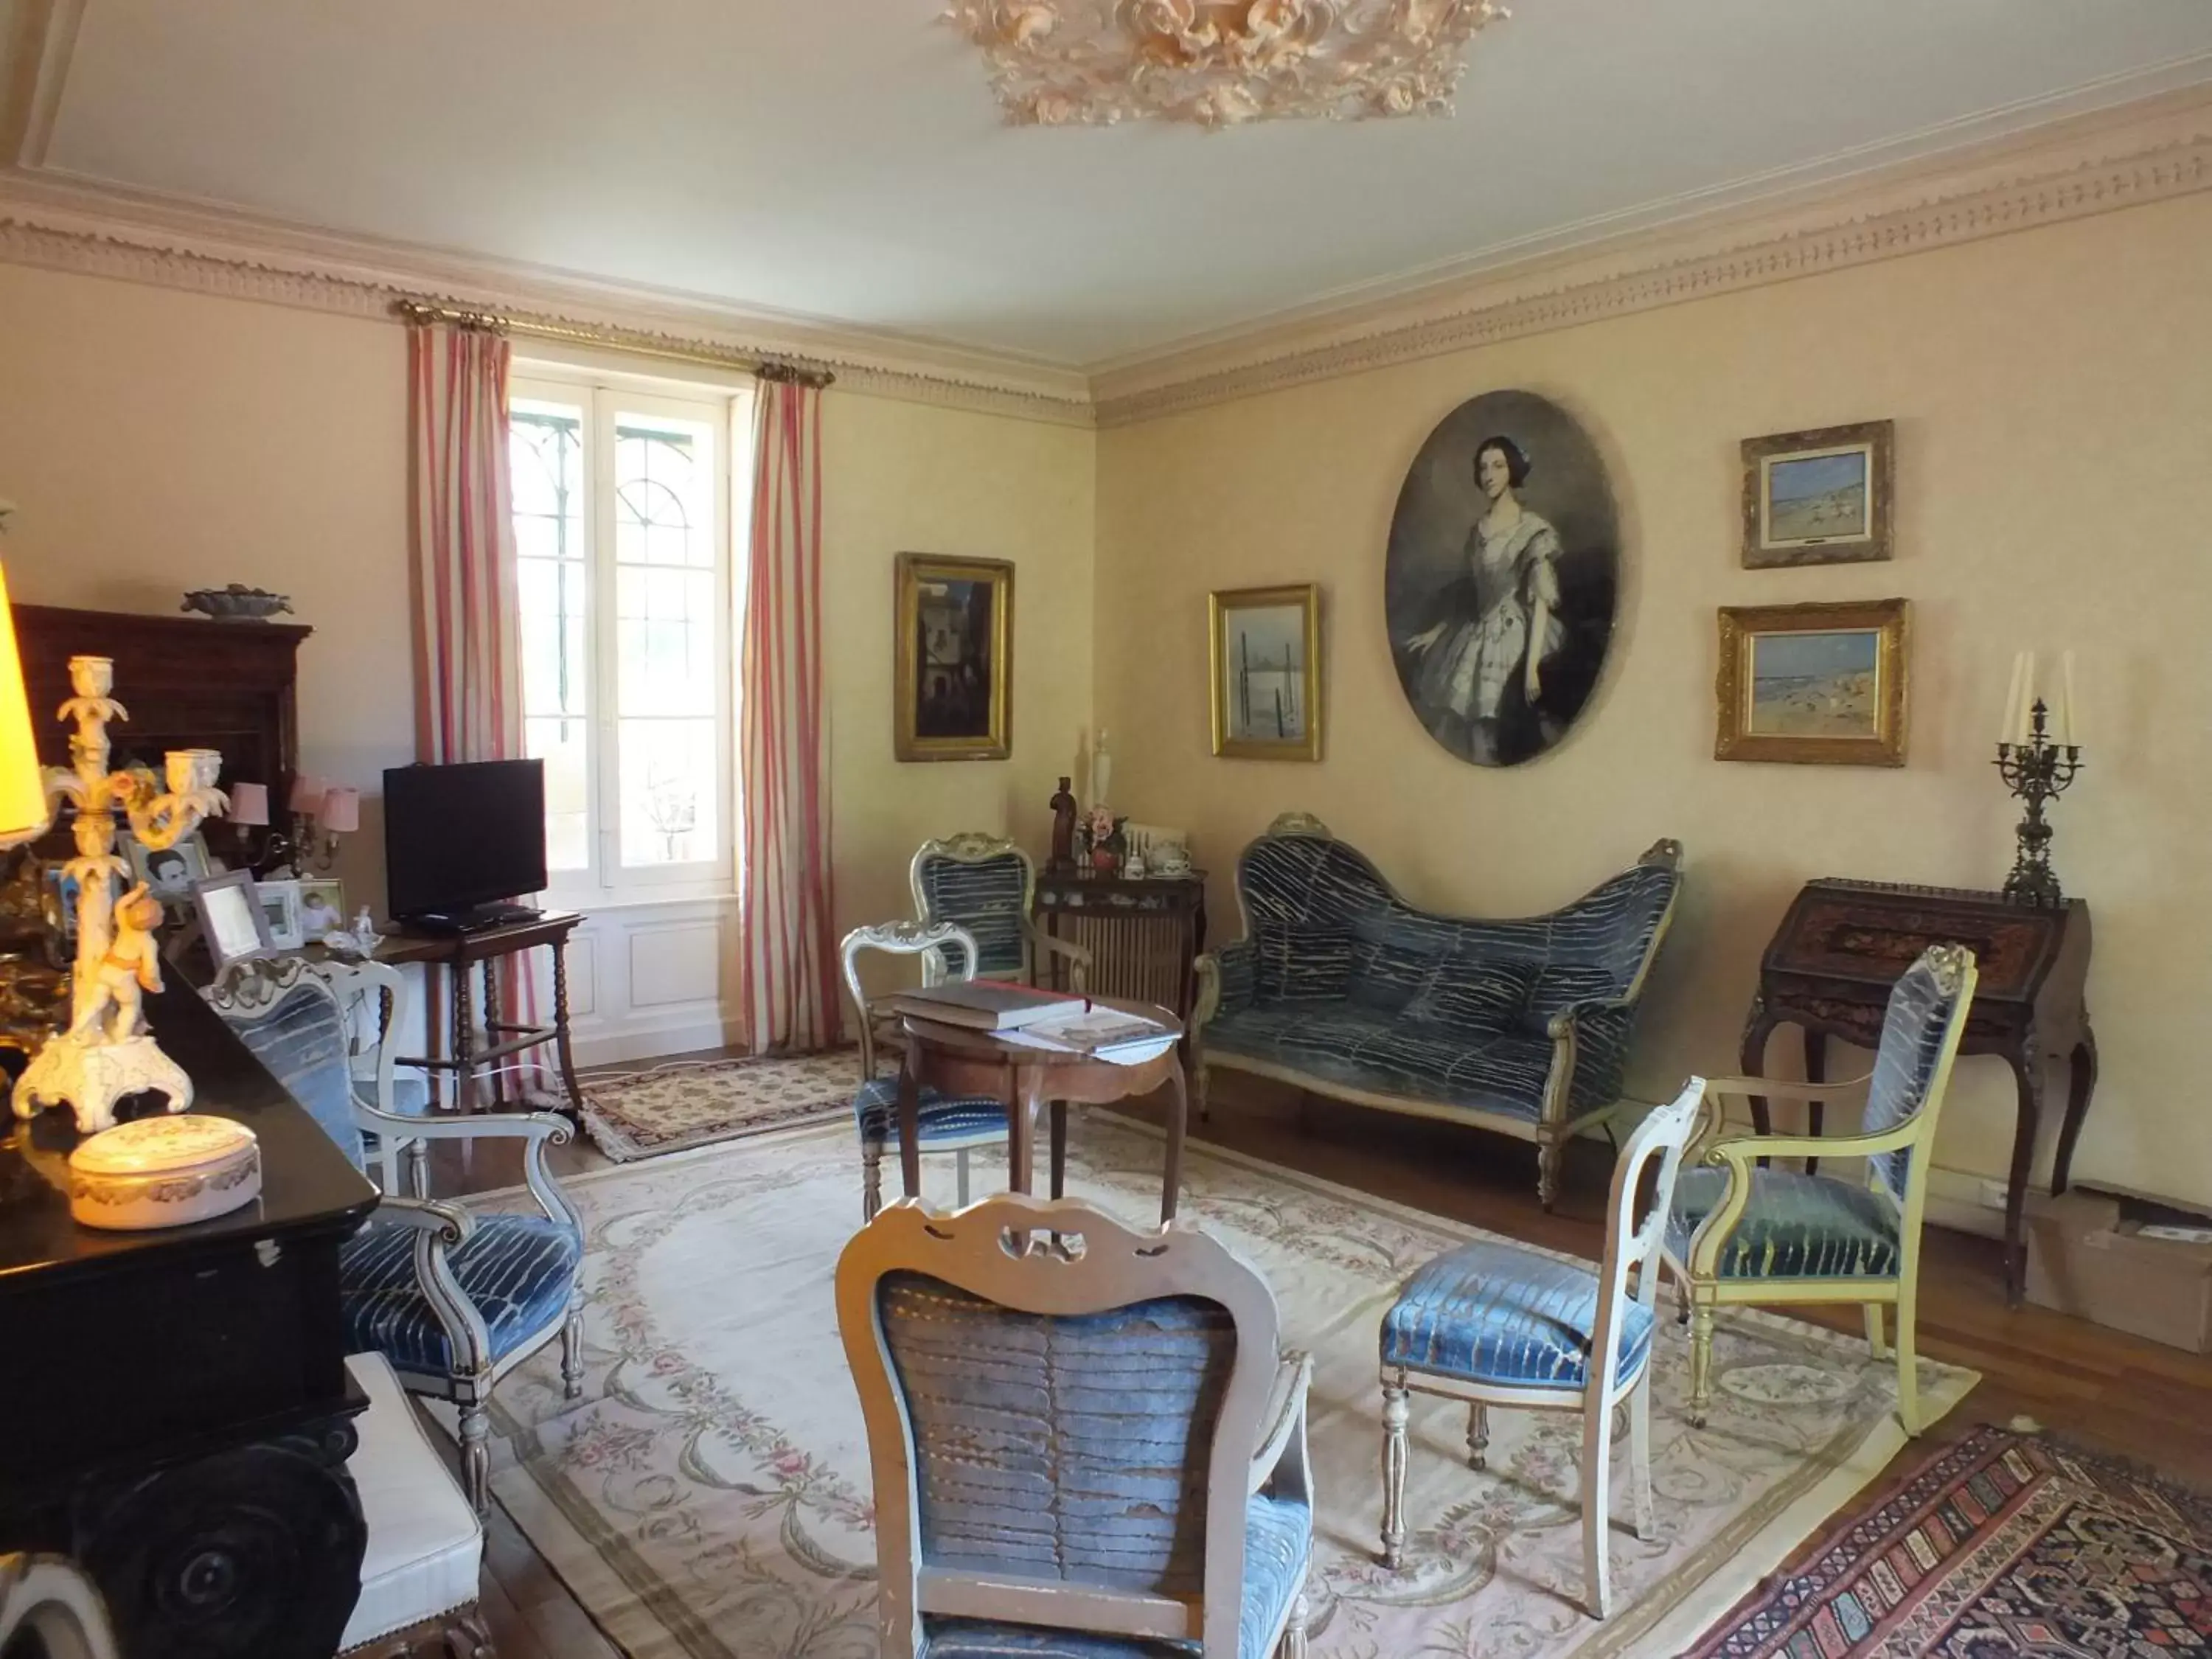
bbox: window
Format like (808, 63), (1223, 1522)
(509, 374), (747, 901)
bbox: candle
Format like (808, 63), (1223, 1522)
(319, 786), (361, 834)
(289, 774), (326, 815)
(229, 782), (269, 826)
(2059, 650), (2079, 747)
(2015, 652), (2037, 745)
(2000, 651), (2027, 748)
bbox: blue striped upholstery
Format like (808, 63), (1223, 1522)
(339, 1213), (582, 1371)
(225, 981), (366, 1170)
(855, 1077), (1009, 1147)
(916, 852), (1033, 980)
(1666, 1167), (1901, 1280)
(1381, 1240), (1654, 1390)
(1861, 956), (1965, 1203)
(1205, 832), (1677, 1131)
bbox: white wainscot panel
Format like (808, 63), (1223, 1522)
(560, 895), (738, 1067)
(630, 922), (720, 1009)
(564, 933), (599, 1018)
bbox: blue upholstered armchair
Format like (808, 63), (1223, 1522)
(1665, 944), (1978, 1436)
(911, 832), (1089, 990)
(1194, 815), (1682, 1206)
(837, 1194), (1314, 1658)
(205, 956), (583, 1514)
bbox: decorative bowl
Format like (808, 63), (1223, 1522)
(69, 1113), (261, 1230)
(181, 585), (293, 622)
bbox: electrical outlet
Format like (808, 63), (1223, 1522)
(1978, 1180), (2011, 1210)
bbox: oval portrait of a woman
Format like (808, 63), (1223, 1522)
(1385, 389), (1620, 768)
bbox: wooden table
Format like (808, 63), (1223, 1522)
(380, 911), (586, 1116)
(894, 1001), (1189, 1223)
(1743, 879), (2096, 1305)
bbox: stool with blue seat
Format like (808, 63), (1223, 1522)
(840, 919), (1013, 1220)
(1378, 1078), (1705, 1620)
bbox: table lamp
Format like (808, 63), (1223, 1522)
(0, 560), (52, 850)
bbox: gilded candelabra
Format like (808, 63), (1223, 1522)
(1994, 698), (2081, 908)
(10, 655), (226, 1134)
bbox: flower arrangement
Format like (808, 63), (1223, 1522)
(1077, 804), (1126, 873)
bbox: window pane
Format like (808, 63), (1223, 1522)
(512, 402), (588, 872)
(618, 717), (717, 866)
(615, 418), (714, 568)
(615, 566), (717, 718)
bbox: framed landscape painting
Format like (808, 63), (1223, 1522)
(894, 553), (1012, 762)
(1716, 598), (1909, 766)
(1210, 584), (1321, 760)
(1741, 420), (1893, 567)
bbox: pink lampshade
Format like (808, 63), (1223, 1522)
(229, 782), (270, 827)
(319, 786), (360, 834)
(288, 774), (326, 815)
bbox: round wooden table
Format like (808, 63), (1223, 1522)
(893, 999), (1188, 1223)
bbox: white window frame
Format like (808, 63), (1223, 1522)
(510, 367), (749, 908)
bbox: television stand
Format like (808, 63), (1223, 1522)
(380, 911), (584, 1116)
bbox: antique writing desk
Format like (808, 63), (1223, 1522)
(1743, 880), (2095, 1305)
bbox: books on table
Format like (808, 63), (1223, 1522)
(887, 980), (1088, 1031)
(996, 1006), (1178, 1066)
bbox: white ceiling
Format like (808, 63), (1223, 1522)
(25, 0), (2212, 366)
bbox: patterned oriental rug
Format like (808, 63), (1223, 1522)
(576, 1051), (863, 1162)
(475, 1116), (1976, 1659)
(1691, 1425), (2212, 1657)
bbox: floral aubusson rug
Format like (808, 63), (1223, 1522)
(477, 1115), (1975, 1659)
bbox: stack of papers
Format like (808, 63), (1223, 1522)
(996, 1006), (1178, 1065)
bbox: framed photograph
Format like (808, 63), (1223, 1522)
(1210, 584), (1323, 761)
(1716, 598), (1909, 766)
(894, 553), (1013, 762)
(192, 870), (276, 968)
(1741, 420), (1893, 568)
(255, 877), (305, 950)
(297, 878), (347, 939)
(125, 833), (211, 906)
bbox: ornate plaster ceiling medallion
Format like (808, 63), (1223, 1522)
(943, 1), (1510, 129)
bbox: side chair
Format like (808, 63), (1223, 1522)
(910, 832), (1090, 991)
(1664, 942), (1978, 1436)
(841, 920), (1012, 1221)
(205, 956), (584, 1514)
(1379, 1077), (1705, 1620)
(838, 1193), (1314, 1658)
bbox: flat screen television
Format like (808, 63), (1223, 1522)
(383, 759), (548, 925)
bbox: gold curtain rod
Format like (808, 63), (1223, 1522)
(391, 299), (835, 389)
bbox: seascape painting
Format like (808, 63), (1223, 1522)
(1764, 451), (1868, 544)
(1741, 420), (1893, 567)
(1210, 585), (1322, 760)
(1747, 629), (1879, 738)
(1385, 389), (1619, 768)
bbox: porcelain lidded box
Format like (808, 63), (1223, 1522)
(68, 1113), (261, 1231)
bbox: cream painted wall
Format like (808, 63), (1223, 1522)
(1096, 193), (2212, 1208)
(0, 263), (1099, 1004)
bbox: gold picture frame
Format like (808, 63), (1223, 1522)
(1741, 420), (1893, 568)
(894, 553), (1013, 762)
(1716, 598), (1909, 766)
(1209, 584), (1322, 761)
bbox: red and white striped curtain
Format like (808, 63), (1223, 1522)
(406, 319), (543, 1079)
(737, 375), (838, 1053)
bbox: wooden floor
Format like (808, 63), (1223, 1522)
(425, 1065), (2212, 1658)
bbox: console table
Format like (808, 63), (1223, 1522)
(1035, 870), (1207, 1023)
(0, 984), (379, 1658)
(1742, 879), (2095, 1305)
(381, 911), (585, 1116)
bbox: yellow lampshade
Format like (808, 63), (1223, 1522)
(0, 561), (51, 843)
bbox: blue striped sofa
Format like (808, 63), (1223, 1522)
(1192, 817), (1682, 1206)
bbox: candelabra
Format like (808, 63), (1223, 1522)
(11, 655), (227, 1134)
(1994, 698), (2082, 908)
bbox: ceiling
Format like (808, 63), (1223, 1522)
(15, 0), (2212, 367)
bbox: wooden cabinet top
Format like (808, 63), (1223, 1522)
(1764, 878), (2088, 1009)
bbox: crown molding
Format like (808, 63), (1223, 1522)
(1091, 83), (2212, 427)
(0, 168), (1098, 428)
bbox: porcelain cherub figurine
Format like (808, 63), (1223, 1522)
(69, 884), (162, 1045)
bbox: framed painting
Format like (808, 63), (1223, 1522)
(1716, 598), (1909, 766)
(1741, 420), (1893, 568)
(1210, 584), (1322, 760)
(894, 554), (1013, 762)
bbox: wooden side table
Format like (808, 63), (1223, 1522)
(1743, 879), (2095, 1305)
(1034, 870), (1207, 1021)
(894, 1001), (1189, 1224)
(379, 912), (586, 1116)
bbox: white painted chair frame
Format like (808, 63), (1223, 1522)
(0, 1555), (118, 1659)
(837, 1194), (1313, 1659)
(840, 920), (1008, 1221)
(1664, 946), (1977, 1439)
(1380, 1077), (1705, 1620)
(205, 956), (586, 1514)
(908, 832), (1091, 990)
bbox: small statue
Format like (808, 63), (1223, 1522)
(69, 884), (162, 1045)
(1048, 776), (1078, 872)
